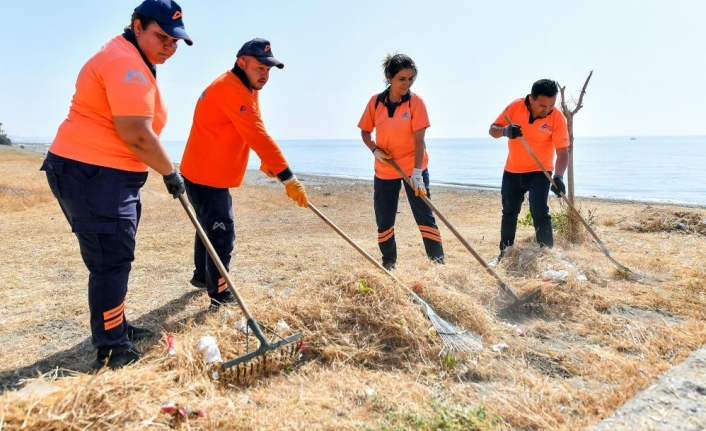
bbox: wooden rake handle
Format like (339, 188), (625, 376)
(503, 115), (633, 273)
(386, 159), (520, 301)
(307, 203), (420, 300)
(178, 194), (254, 319)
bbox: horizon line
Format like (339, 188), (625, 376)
(9, 134), (706, 144)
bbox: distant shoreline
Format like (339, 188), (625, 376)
(5, 142), (50, 153)
(9, 142), (705, 209)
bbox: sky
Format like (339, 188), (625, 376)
(1, 0), (705, 142)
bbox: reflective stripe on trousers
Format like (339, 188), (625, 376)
(41, 152), (147, 355)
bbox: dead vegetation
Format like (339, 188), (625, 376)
(0, 146), (704, 430)
(618, 205), (706, 235)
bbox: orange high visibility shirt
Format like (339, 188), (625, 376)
(494, 97), (569, 173)
(49, 35), (167, 172)
(358, 92), (430, 180)
(179, 71), (289, 188)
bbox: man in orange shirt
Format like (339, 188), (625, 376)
(40, 0), (192, 370)
(179, 38), (308, 309)
(489, 79), (569, 261)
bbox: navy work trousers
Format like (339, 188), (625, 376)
(374, 169), (444, 265)
(41, 152), (147, 356)
(183, 177), (235, 301)
(500, 170), (553, 252)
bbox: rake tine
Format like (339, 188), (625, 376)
(503, 115), (657, 283)
(307, 203), (482, 352)
(386, 159), (541, 309)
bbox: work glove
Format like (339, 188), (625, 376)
(283, 176), (309, 208)
(502, 124), (523, 139)
(260, 162), (276, 178)
(551, 175), (566, 197)
(163, 170), (185, 199)
(410, 168), (426, 197)
(373, 148), (392, 162)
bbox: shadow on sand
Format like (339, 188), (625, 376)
(0, 289), (211, 394)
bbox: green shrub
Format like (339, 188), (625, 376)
(517, 206), (596, 239)
(365, 396), (508, 431)
(0, 122), (12, 146)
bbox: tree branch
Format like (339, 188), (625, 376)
(559, 84), (569, 119)
(571, 70), (593, 116)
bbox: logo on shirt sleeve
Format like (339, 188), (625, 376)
(124, 70), (147, 86)
(540, 124), (553, 133)
(239, 105), (247, 113)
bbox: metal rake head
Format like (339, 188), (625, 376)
(429, 313), (483, 353)
(221, 319), (306, 383)
(225, 338), (305, 383)
(414, 295), (483, 353)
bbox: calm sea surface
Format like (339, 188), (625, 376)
(163, 136), (706, 206)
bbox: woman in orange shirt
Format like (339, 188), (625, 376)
(358, 54), (444, 270)
(39, 0), (192, 371)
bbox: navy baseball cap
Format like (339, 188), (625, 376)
(237, 38), (284, 69)
(135, 0), (193, 46)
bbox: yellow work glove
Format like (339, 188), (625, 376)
(283, 176), (309, 208)
(373, 148), (392, 162)
(260, 162), (276, 178)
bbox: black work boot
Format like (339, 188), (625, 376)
(490, 250), (506, 267)
(209, 293), (236, 312)
(127, 324), (157, 342)
(382, 259), (396, 271)
(190, 272), (207, 289)
(91, 348), (141, 371)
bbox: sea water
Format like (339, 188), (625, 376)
(163, 136), (706, 206)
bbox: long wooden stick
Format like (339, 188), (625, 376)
(503, 115), (637, 276)
(307, 202), (483, 351)
(307, 203), (417, 298)
(178, 194), (253, 317)
(386, 160), (534, 303)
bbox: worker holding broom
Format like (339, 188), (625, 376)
(488, 79), (569, 262)
(179, 38), (308, 310)
(358, 53), (444, 270)
(39, 0), (192, 370)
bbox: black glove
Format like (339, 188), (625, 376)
(551, 175), (566, 197)
(502, 124), (523, 139)
(163, 170), (185, 199)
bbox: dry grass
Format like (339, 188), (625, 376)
(0, 145), (704, 430)
(616, 205), (706, 236)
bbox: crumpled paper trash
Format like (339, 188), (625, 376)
(234, 318), (249, 334)
(502, 322), (527, 337)
(543, 269), (569, 282)
(196, 336), (223, 364)
(491, 343), (509, 353)
(16, 379), (60, 400)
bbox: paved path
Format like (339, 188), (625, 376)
(588, 345), (706, 431)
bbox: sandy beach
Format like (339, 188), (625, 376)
(0, 144), (704, 430)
